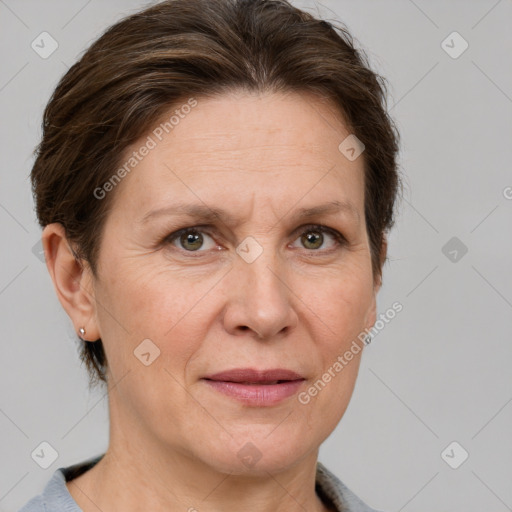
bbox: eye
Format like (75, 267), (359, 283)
(290, 224), (346, 251)
(163, 224), (346, 256)
(165, 228), (218, 252)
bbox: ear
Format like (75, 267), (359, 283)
(365, 235), (388, 330)
(41, 223), (101, 342)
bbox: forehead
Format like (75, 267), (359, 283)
(111, 90), (365, 218)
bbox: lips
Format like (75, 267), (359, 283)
(202, 368), (305, 406)
(203, 368), (304, 384)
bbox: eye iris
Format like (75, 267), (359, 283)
(180, 231), (203, 251)
(302, 230), (323, 249)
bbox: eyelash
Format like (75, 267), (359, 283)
(162, 224), (347, 256)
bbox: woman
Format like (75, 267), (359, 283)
(20, 0), (401, 510)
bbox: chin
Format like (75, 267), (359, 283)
(196, 426), (315, 476)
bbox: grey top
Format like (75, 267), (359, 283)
(19, 454), (382, 512)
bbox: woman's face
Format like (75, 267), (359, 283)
(84, 90), (381, 474)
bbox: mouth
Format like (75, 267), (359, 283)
(203, 368), (304, 383)
(202, 368), (305, 406)
(220, 380), (292, 385)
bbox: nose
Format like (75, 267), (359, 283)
(221, 247), (298, 340)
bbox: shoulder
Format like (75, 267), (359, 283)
(316, 461), (385, 512)
(18, 494), (45, 512)
(17, 468), (71, 512)
(18, 454), (104, 512)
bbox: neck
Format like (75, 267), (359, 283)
(67, 434), (332, 512)
(66, 385), (335, 512)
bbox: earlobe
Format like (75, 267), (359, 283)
(41, 223), (100, 342)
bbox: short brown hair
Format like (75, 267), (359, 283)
(31, 0), (402, 388)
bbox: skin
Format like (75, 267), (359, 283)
(43, 89), (386, 512)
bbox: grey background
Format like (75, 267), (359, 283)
(1, 0), (511, 511)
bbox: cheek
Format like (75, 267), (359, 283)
(298, 301), (364, 436)
(99, 257), (207, 332)
(306, 355), (361, 436)
(298, 268), (374, 342)
(95, 260), (217, 380)
(294, 267), (371, 421)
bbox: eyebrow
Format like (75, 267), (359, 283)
(139, 199), (360, 227)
